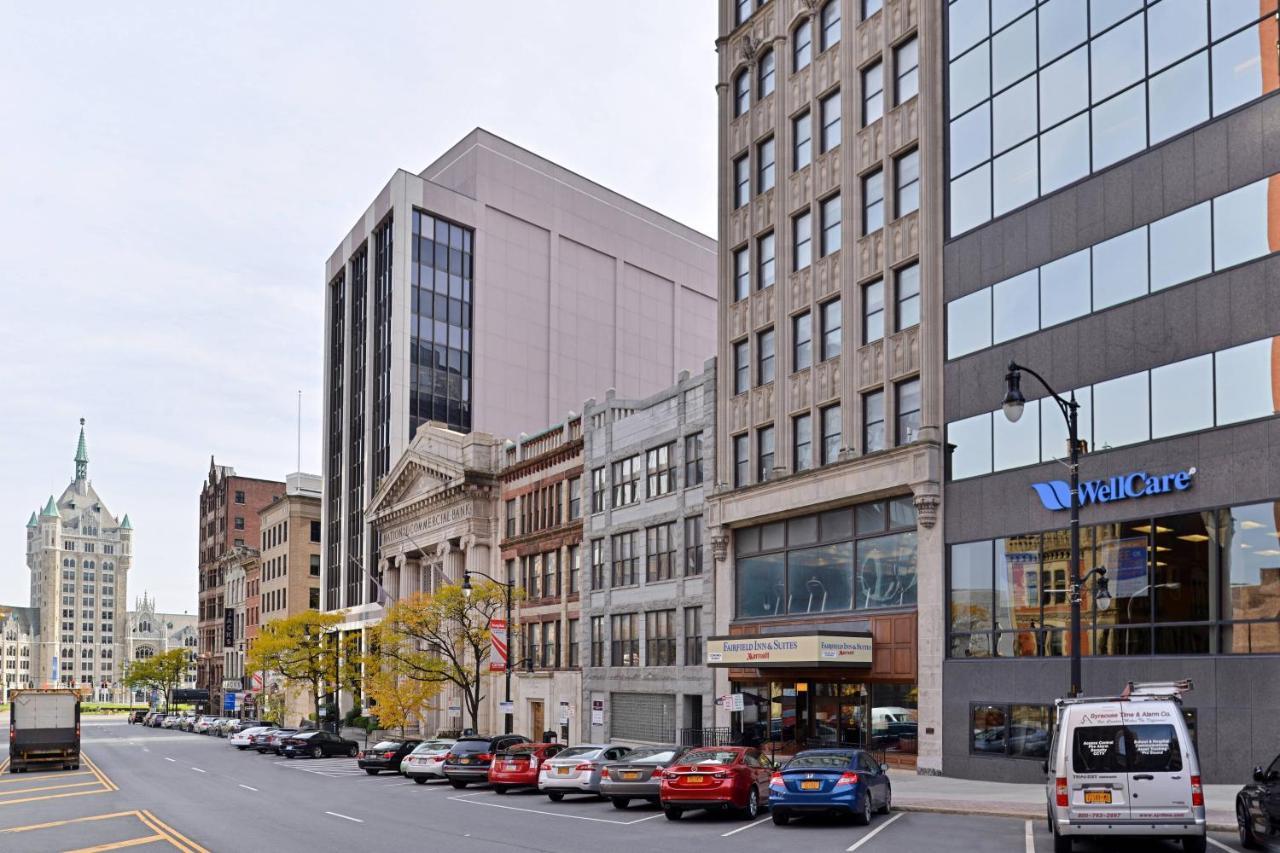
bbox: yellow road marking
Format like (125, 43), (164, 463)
(139, 810), (208, 853)
(0, 788), (112, 807)
(0, 770), (94, 784)
(83, 753), (120, 792)
(0, 809), (141, 833)
(0, 780), (102, 797)
(63, 834), (166, 853)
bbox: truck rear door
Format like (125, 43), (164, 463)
(1122, 703), (1193, 822)
(1066, 704), (1131, 823)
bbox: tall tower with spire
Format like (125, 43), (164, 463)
(25, 420), (132, 700)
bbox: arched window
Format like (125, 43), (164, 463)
(757, 48), (775, 98)
(820, 0), (841, 51)
(793, 18), (812, 72)
(135, 646), (154, 660)
(734, 69), (750, 117)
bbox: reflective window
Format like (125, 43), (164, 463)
(788, 544), (854, 613)
(1091, 15), (1145, 103)
(863, 170), (884, 234)
(992, 0), (1034, 30)
(947, 287), (992, 358)
(757, 328), (775, 385)
(949, 43), (990, 119)
(1149, 202), (1211, 291)
(794, 413), (813, 472)
(950, 164), (991, 235)
(821, 193), (842, 256)
(1224, 502), (1280, 652)
(1039, 46), (1089, 130)
(1149, 51), (1209, 144)
(895, 36), (919, 103)
(822, 298), (843, 360)
(896, 150), (920, 217)
(757, 424), (775, 481)
(759, 231), (775, 290)
(1041, 386), (1092, 460)
(896, 263), (921, 331)
(862, 61), (884, 126)
(1091, 83), (1146, 170)
(733, 340), (749, 395)
(992, 11), (1036, 92)
(1147, 0), (1207, 73)
(794, 20), (812, 72)
(821, 405), (842, 464)
(1091, 227), (1148, 311)
(863, 390), (885, 453)
(857, 532), (918, 608)
(1211, 21), (1276, 117)
(733, 433), (749, 486)
(737, 554), (785, 617)
(992, 397), (1040, 470)
(793, 210), (812, 271)
(896, 377), (921, 444)
(1038, 0), (1087, 64)
(950, 102), (991, 176)
(863, 279), (885, 343)
(793, 110), (812, 170)
(733, 246), (750, 301)
(1039, 248), (1091, 327)
(733, 154), (749, 208)
(1151, 354), (1213, 438)
(821, 89), (842, 152)
(993, 139), (1038, 217)
(949, 539), (994, 636)
(1215, 338), (1278, 425)
(949, 0), (989, 60)
(1091, 372), (1150, 449)
(734, 70), (750, 117)
(1213, 177), (1275, 270)
(992, 77), (1036, 155)
(1039, 113), (1090, 194)
(1211, 0), (1278, 40)
(948, 412), (993, 479)
(820, 0), (841, 51)
(1091, 0), (1141, 35)
(757, 137), (775, 194)
(793, 311), (812, 372)
(992, 269), (1039, 343)
(862, 0), (883, 20)
(758, 49), (775, 99)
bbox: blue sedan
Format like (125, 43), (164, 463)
(768, 749), (892, 826)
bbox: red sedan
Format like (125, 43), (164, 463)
(659, 747), (773, 821)
(487, 742), (566, 794)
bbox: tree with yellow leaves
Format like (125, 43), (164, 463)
(363, 658), (440, 739)
(248, 610), (356, 730)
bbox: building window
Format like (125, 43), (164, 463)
(793, 311), (812, 372)
(757, 137), (776, 194)
(568, 545), (580, 594)
(591, 540), (605, 590)
(505, 499), (517, 538)
(646, 523), (675, 582)
(234, 491), (245, 505)
(896, 263), (920, 331)
(567, 618), (579, 668)
(646, 443), (676, 498)
(591, 467), (606, 514)
(863, 169), (885, 234)
(309, 520), (321, 542)
(793, 110), (812, 170)
(234, 517), (244, 531)
(645, 610), (677, 666)
(611, 457), (640, 507)
(863, 279), (885, 343)
(684, 433), (704, 487)
(820, 193), (841, 257)
(567, 476), (581, 520)
(733, 246), (750, 301)
(821, 298), (842, 360)
(821, 405), (842, 464)
(733, 434), (749, 487)
(610, 614), (639, 667)
(684, 606), (704, 665)
(862, 0), (882, 19)
(895, 149), (919, 217)
(896, 377), (921, 445)
(757, 328), (775, 385)
(310, 554), (320, 577)
(685, 517), (703, 576)
(757, 424), (775, 481)
(733, 154), (749, 208)
(309, 588), (320, 609)
(733, 70), (750, 117)
(970, 705), (1054, 760)
(895, 36), (918, 103)
(794, 413), (813, 472)
(862, 61), (884, 125)
(820, 89), (841, 152)
(757, 49), (775, 99)
(793, 210), (813, 271)
(819, 0), (841, 51)
(611, 532), (638, 587)
(793, 19), (812, 72)
(758, 231), (775, 290)
(864, 390), (886, 453)
(733, 340), (750, 395)
(591, 616), (604, 667)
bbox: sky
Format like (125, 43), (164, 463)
(0, 2), (718, 615)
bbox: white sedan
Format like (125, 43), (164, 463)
(402, 739), (457, 783)
(229, 726), (270, 749)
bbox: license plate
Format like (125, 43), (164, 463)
(801, 781), (822, 791)
(1084, 790), (1112, 804)
(687, 775), (704, 784)
(622, 771), (641, 780)
(460, 758), (471, 764)
(557, 767), (570, 775)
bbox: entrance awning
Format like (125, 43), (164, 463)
(706, 631), (873, 668)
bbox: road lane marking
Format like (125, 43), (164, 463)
(139, 809), (209, 853)
(721, 816), (770, 837)
(164, 758), (176, 762)
(1207, 839), (1237, 852)
(63, 834), (166, 852)
(325, 811), (364, 823)
(846, 812), (904, 852)
(1025, 820), (1034, 853)
(0, 780), (102, 797)
(84, 753), (120, 791)
(446, 794), (641, 825)
(624, 813), (666, 824)
(190, 768), (206, 773)
(239, 784), (259, 792)
(0, 810), (140, 834)
(0, 770), (94, 784)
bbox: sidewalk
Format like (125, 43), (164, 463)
(887, 770), (1237, 832)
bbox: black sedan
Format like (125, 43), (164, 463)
(357, 739), (422, 775)
(281, 731), (360, 760)
(1238, 752), (1280, 850)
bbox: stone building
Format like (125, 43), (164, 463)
(0, 606), (39, 703)
(124, 593), (197, 701)
(220, 546), (259, 714)
(579, 363), (716, 745)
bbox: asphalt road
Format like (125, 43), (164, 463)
(0, 719), (1255, 852)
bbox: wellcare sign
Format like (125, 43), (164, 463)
(1032, 467), (1195, 511)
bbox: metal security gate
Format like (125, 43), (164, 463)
(610, 693), (675, 742)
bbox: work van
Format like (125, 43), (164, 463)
(1045, 680), (1205, 853)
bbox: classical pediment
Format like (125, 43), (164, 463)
(366, 450), (466, 521)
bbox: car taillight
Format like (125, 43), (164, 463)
(601, 767), (610, 779)
(650, 767), (663, 778)
(712, 771), (728, 779)
(662, 771), (677, 780)
(835, 771), (860, 787)
(1190, 775), (1203, 807)
(383, 751), (395, 759)
(1055, 777), (1068, 808)
(478, 753), (493, 762)
(769, 772), (784, 788)
(575, 762), (597, 772)
(357, 751), (365, 759)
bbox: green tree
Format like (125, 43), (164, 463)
(123, 649), (191, 711)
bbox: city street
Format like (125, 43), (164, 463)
(0, 718), (1252, 852)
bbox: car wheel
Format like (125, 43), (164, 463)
(879, 784), (892, 815)
(1238, 801), (1262, 850)
(1181, 836), (1207, 853)
(742, 787), (760, 820)
(611, 797), (630, 810)
(414, 777), (427, 785)
(854, 791), (873, 826)
(312, 747), (323, 759)
(664, 807), (682, 821)
(365, 769), (380, 776)
(492, 785), (508, 795)
(449, 780), (468, 789)
(285, 753), (294, 759)
(348, 746), (358, 758)
(772, 810), (789, 826)
(547, 791), (565, 802)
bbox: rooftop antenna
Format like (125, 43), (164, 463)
(296, 390), (302, 473)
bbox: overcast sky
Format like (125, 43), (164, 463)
(0, 2), (718, 615)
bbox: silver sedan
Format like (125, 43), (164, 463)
(401, 739), (457, 783)
(600, 745), (690, 809)
(538, 744), (632, 801)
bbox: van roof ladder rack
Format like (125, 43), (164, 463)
(1055, 679), (1194, 707)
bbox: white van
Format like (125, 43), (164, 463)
(1045, 680), (1205, 853)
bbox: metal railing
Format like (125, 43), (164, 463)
(679, 727), (735, 747)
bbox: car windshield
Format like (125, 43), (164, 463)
(680, 750), (738, 765)
(617, 748), (676, 763)
(553, 747), (601, 760)
(294, 732), (319, 740)
(451, 740), (491, 755)
(411, 743), (443, 754)
(786, 753), (854, 770)
(371, 741), (403, 751)
(502, 745), (538, 756)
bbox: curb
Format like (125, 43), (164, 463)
(892, 802), (1235, 833)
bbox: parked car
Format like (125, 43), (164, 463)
(281, 731), (360, 760)
(600, 746), (691, 809)
(442, 735), (530, 789)
(229, 726), (270, 749)
(1045, 681), (1205, 853)
(231, 719), (269, 735)
(1237, 751), (1280, 850)
(128, 710), (147, 725)
(401, 739), (458, 783)
(149, 714), (168, 728)
(768, 749), (891, 826)
(250, 728), (284, 752)
(357, 739), (422, 775)
(488, 743), (566, 794)
(193, 716), (219, 734)
(659, 746), (774, 821)
(142, 711), (158, 726)
(264, 728), (299, 755)
(539, 744), (632, 801)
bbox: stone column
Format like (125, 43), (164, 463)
(912, 479), (944, 776)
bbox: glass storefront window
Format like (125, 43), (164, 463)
(736, 554), (785, 618)
(950, 539), (994, 655)
(1008, 704), (1053, 758)
(1215, 338), (1279, 426)
(857, 532), (918, 609)
(786, 543), (854, 614)
(972, 704), (1008, 754)
(1224, 503), (1280, 654)
(732, 681), (914, 756)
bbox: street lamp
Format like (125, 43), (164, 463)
(1002, 361), (1107, 696)
(461, 570), (514, 735)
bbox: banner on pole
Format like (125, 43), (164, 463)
(489, 619), (508, 673)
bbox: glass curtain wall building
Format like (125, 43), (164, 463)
(942, 0), (1280, 783)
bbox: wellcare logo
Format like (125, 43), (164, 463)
(1032, 468), (1195, 511)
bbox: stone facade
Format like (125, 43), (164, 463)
(0, 606), (40, 702)
(578, 363), (718, 746)
(124, 593), (197, 701)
